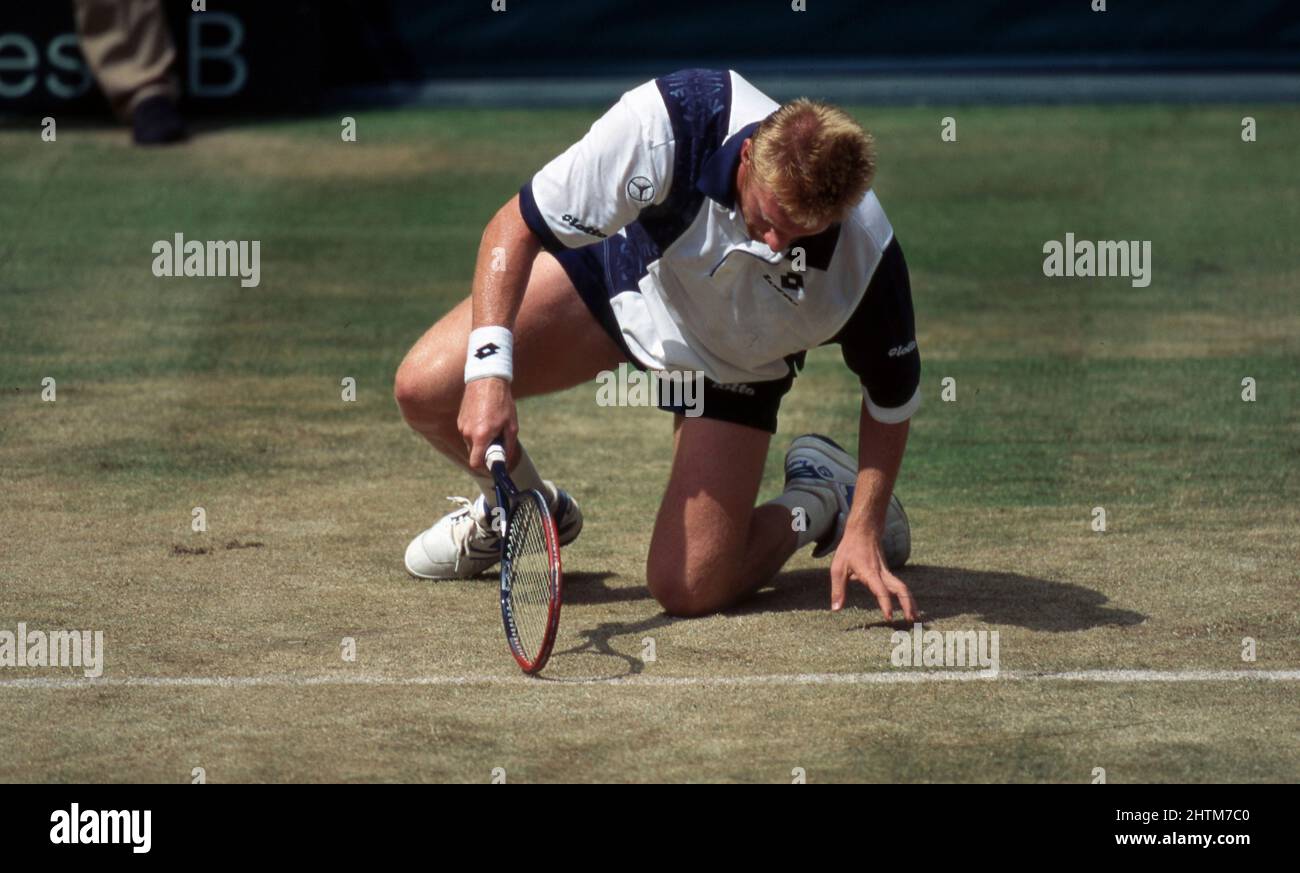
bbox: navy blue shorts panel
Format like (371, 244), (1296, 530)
(552, 243), (637, 363)
(553, 243), (801, 435)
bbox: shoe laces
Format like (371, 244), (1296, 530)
(444, 496), (498, 564)
(785, 458), (828, 483)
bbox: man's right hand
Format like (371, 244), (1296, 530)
(458, 377), (518, 471)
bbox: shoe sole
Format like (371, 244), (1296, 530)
(405, 538), (500, 580)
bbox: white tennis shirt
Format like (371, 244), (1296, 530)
(519, 68), (920, 423)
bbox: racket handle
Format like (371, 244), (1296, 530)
(485, 442), (507, 471)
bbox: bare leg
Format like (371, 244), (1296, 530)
(646, 415), (801, 616)
(74, 0), (179, 119)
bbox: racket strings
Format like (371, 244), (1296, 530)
(505, 498), (556, 663)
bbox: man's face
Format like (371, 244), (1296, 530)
(737, 138), (832, 253)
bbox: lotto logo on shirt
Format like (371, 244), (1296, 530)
(561, 214), (607, 238)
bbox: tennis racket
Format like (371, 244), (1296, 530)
(485, 439), (563, 674)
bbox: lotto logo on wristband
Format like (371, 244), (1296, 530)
(465, 326), (514, 383)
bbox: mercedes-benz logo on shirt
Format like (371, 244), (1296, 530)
(627, 176), (655, 202)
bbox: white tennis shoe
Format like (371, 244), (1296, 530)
(404, 483), (583, 580)
(783, 433), (911, 569)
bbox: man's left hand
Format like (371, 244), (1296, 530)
(829, 527), (918, 621)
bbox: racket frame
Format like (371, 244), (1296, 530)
(487, 442), (563, 674)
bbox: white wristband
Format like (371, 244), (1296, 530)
(465, 326), (514, 383)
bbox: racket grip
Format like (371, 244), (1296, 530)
(485, 442), (507, 470)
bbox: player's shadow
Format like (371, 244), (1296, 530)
(736, 564), (1147, 632)
(561, 571), (646, 605)
(544, 565), (1143, 680)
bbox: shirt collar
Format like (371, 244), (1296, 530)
(696, 121), (760, 208)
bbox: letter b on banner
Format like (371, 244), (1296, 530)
(189, 12), (247, 97)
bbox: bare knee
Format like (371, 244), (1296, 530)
(394, 348), (460, 426)
(392, 357), (426, 413)
(646, 554), (734, 618)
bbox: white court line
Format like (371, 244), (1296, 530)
(0, 669), (1297, 689)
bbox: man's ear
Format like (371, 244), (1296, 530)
(739, 137), (752, 164)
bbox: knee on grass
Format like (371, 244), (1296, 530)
(645, 559), (738, 618)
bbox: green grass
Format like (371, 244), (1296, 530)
(0, 106), (1297, 782)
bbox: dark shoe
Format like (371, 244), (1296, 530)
(132, 96), (187, 145)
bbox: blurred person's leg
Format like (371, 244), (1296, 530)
(73, 0), (186, 144)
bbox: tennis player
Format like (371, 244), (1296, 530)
(395, 69), (920, 621)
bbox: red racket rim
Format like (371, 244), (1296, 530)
(499, 491), (563, 674)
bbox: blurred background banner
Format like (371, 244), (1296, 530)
(342, 0), (1300, 80)
(2, 0), (1298, 115)
(0, 0), (319, 115)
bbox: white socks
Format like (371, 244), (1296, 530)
(767, 487), (837, 549)
(473, 443), (555, 507)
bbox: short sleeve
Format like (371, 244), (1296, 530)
(518, 81), (673, 252)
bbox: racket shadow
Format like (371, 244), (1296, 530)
(541, 612), (681, 682)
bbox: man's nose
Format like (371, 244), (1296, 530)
(765, 230), (789, 251)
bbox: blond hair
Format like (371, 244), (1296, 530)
(750, 98), (876, 227)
